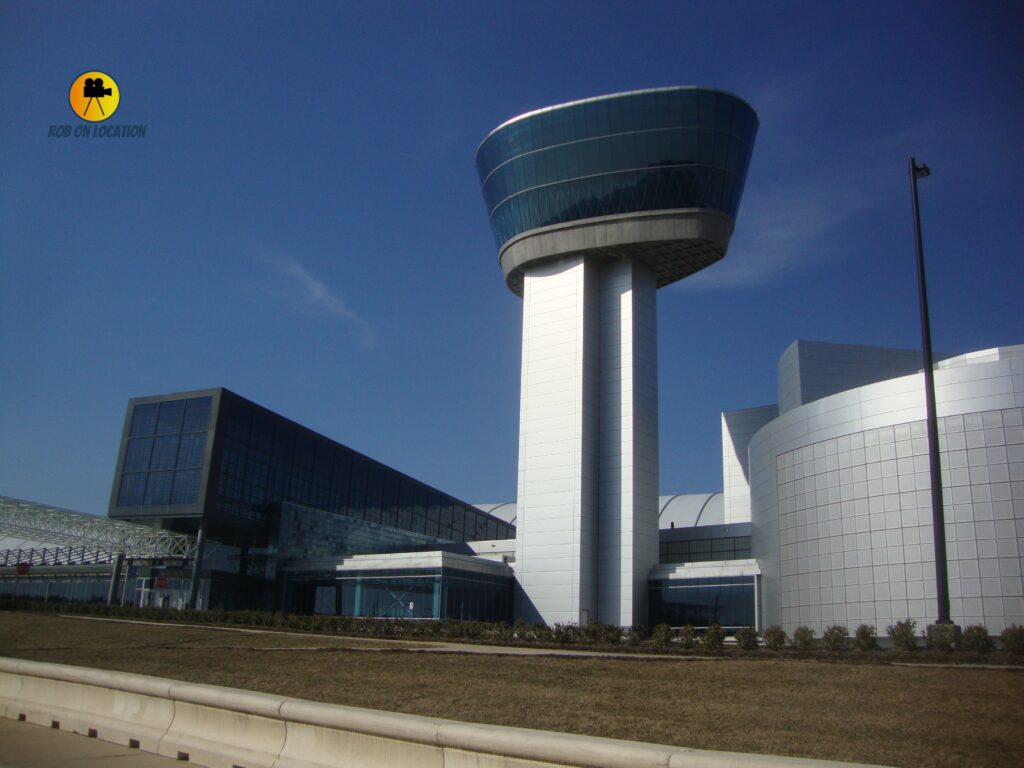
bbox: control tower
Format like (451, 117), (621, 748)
(476, 87), (758, 626)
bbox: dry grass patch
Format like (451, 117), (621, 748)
(1, 613), (1022, 767)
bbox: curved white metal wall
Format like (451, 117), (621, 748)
(749, 347), (1024, 634)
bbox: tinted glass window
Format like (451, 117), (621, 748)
(156, 400), (185, 435)
(380, 477), (399, 528)
(329, 452), (351, 515)
(648, 576), (755, 628)
(124, 438), (153, 472)
(397, 482), (413, 530)
(176, 433), (206, 469)
(365, 468), (383, 524)
(439, 502), (453, 536)
(182, 397), (212, 432)
(348, 459), (368, 516)
(412, 488), (427, 533)
(171, 469), (202, 505)
(130, 403), (159, 437)
(118, 473), (147, 506)
(150, 435), (179, 471)
(118, 396), (216, 508)
(144, 471), (174, 505)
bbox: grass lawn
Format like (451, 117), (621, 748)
(2, 612), (1022, 767)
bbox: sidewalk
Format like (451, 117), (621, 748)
(0, 718), (180, 767)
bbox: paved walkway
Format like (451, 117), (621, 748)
(0, 718), (180, 768)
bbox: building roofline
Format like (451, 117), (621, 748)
(475, 85), (755, 157)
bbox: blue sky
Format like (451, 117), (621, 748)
(1, 1), (1022, 516)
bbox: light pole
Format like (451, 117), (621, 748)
(909, 157), (951, 625)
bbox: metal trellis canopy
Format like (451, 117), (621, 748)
(0, 495), (196, 564)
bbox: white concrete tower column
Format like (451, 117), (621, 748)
(477, 87), (759, 628)
(597, 260), (659, 627)
(515, 257), (598, 625)
(515, 257), (658, 627)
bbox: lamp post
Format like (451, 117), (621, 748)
(909, 157), (951, 625)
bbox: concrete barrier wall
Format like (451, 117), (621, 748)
(0, 657), (886, 768)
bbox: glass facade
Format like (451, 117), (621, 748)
(116, 396), (211, 508)
(648, 575), (756, 628)
(107, 389), (515, 616)
(276, 502), (455, 561)
(476, 87), (758, 249)
(111, 389), (513, 543)
(336, 567), (513, 622)
(206, 391), (513, 540)
(0, 568), (194, 610)
(659, 535), (752, 565)
(0, 574), (112, 604)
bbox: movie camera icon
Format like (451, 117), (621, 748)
(82, 77), (113, 117)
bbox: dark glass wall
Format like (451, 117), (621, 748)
(648, 575), (755, 628)
(109, 388), (516, 616)
(115, 396), (212, 509)
(443, 569), (513, 622)
(659, 535), (751, 565)
(334, 567), (513, 622)
(111, 389), (513, 543)
(476, 87), (758, 249)
(276, 502), (455, 561)
(208, 391), (514, 540)
(339, 569), (441, 619)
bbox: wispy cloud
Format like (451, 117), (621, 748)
(685, 167), (893, 289)
(269, 257), (376, 347)
(681, 66), (974, 291)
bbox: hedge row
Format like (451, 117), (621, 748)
(752, 620), (1024, 654)
(3, 599), (1022, 654)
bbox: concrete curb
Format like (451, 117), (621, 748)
(0, 657), (890, 768)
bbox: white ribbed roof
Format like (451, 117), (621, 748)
(473, 493), (723, 530)
(658, 493), (724, 528)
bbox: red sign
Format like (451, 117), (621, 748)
(16, 563), (30, 576)
(155, 576), (167, 589)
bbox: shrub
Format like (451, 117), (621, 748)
(734, 626), (759, 651)
(762, 625), (788, 651)
(581, 622), (622, 645)
(822, 625), (848, 652)
(702, 623), (725, 652)
(532, 622), (554, 643)
(1000, 624), (1024, 655)
(628, 624), (647, 645)
(552, 623), (581, 644)
(925, 623), (961, 652)
(887, 619), (918, 651)
(651, 623), (674, 648)
(854, 624), (878, 651)
(791, 625), (816, 652)
(493, 623), (515, 644)
(962, 624), (994, 653)
(678, 625), (697, 650)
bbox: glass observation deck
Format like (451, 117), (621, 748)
(477, 87), (758, 251)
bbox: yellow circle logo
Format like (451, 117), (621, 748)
(69, 71), (120, 122)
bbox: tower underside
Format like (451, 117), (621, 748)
(500, 209), (734, 296)
(515, 256), (659, 626)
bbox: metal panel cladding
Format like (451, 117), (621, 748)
(476, 87), (758, 251)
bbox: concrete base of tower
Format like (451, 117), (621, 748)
(513, 255), (659, 627)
